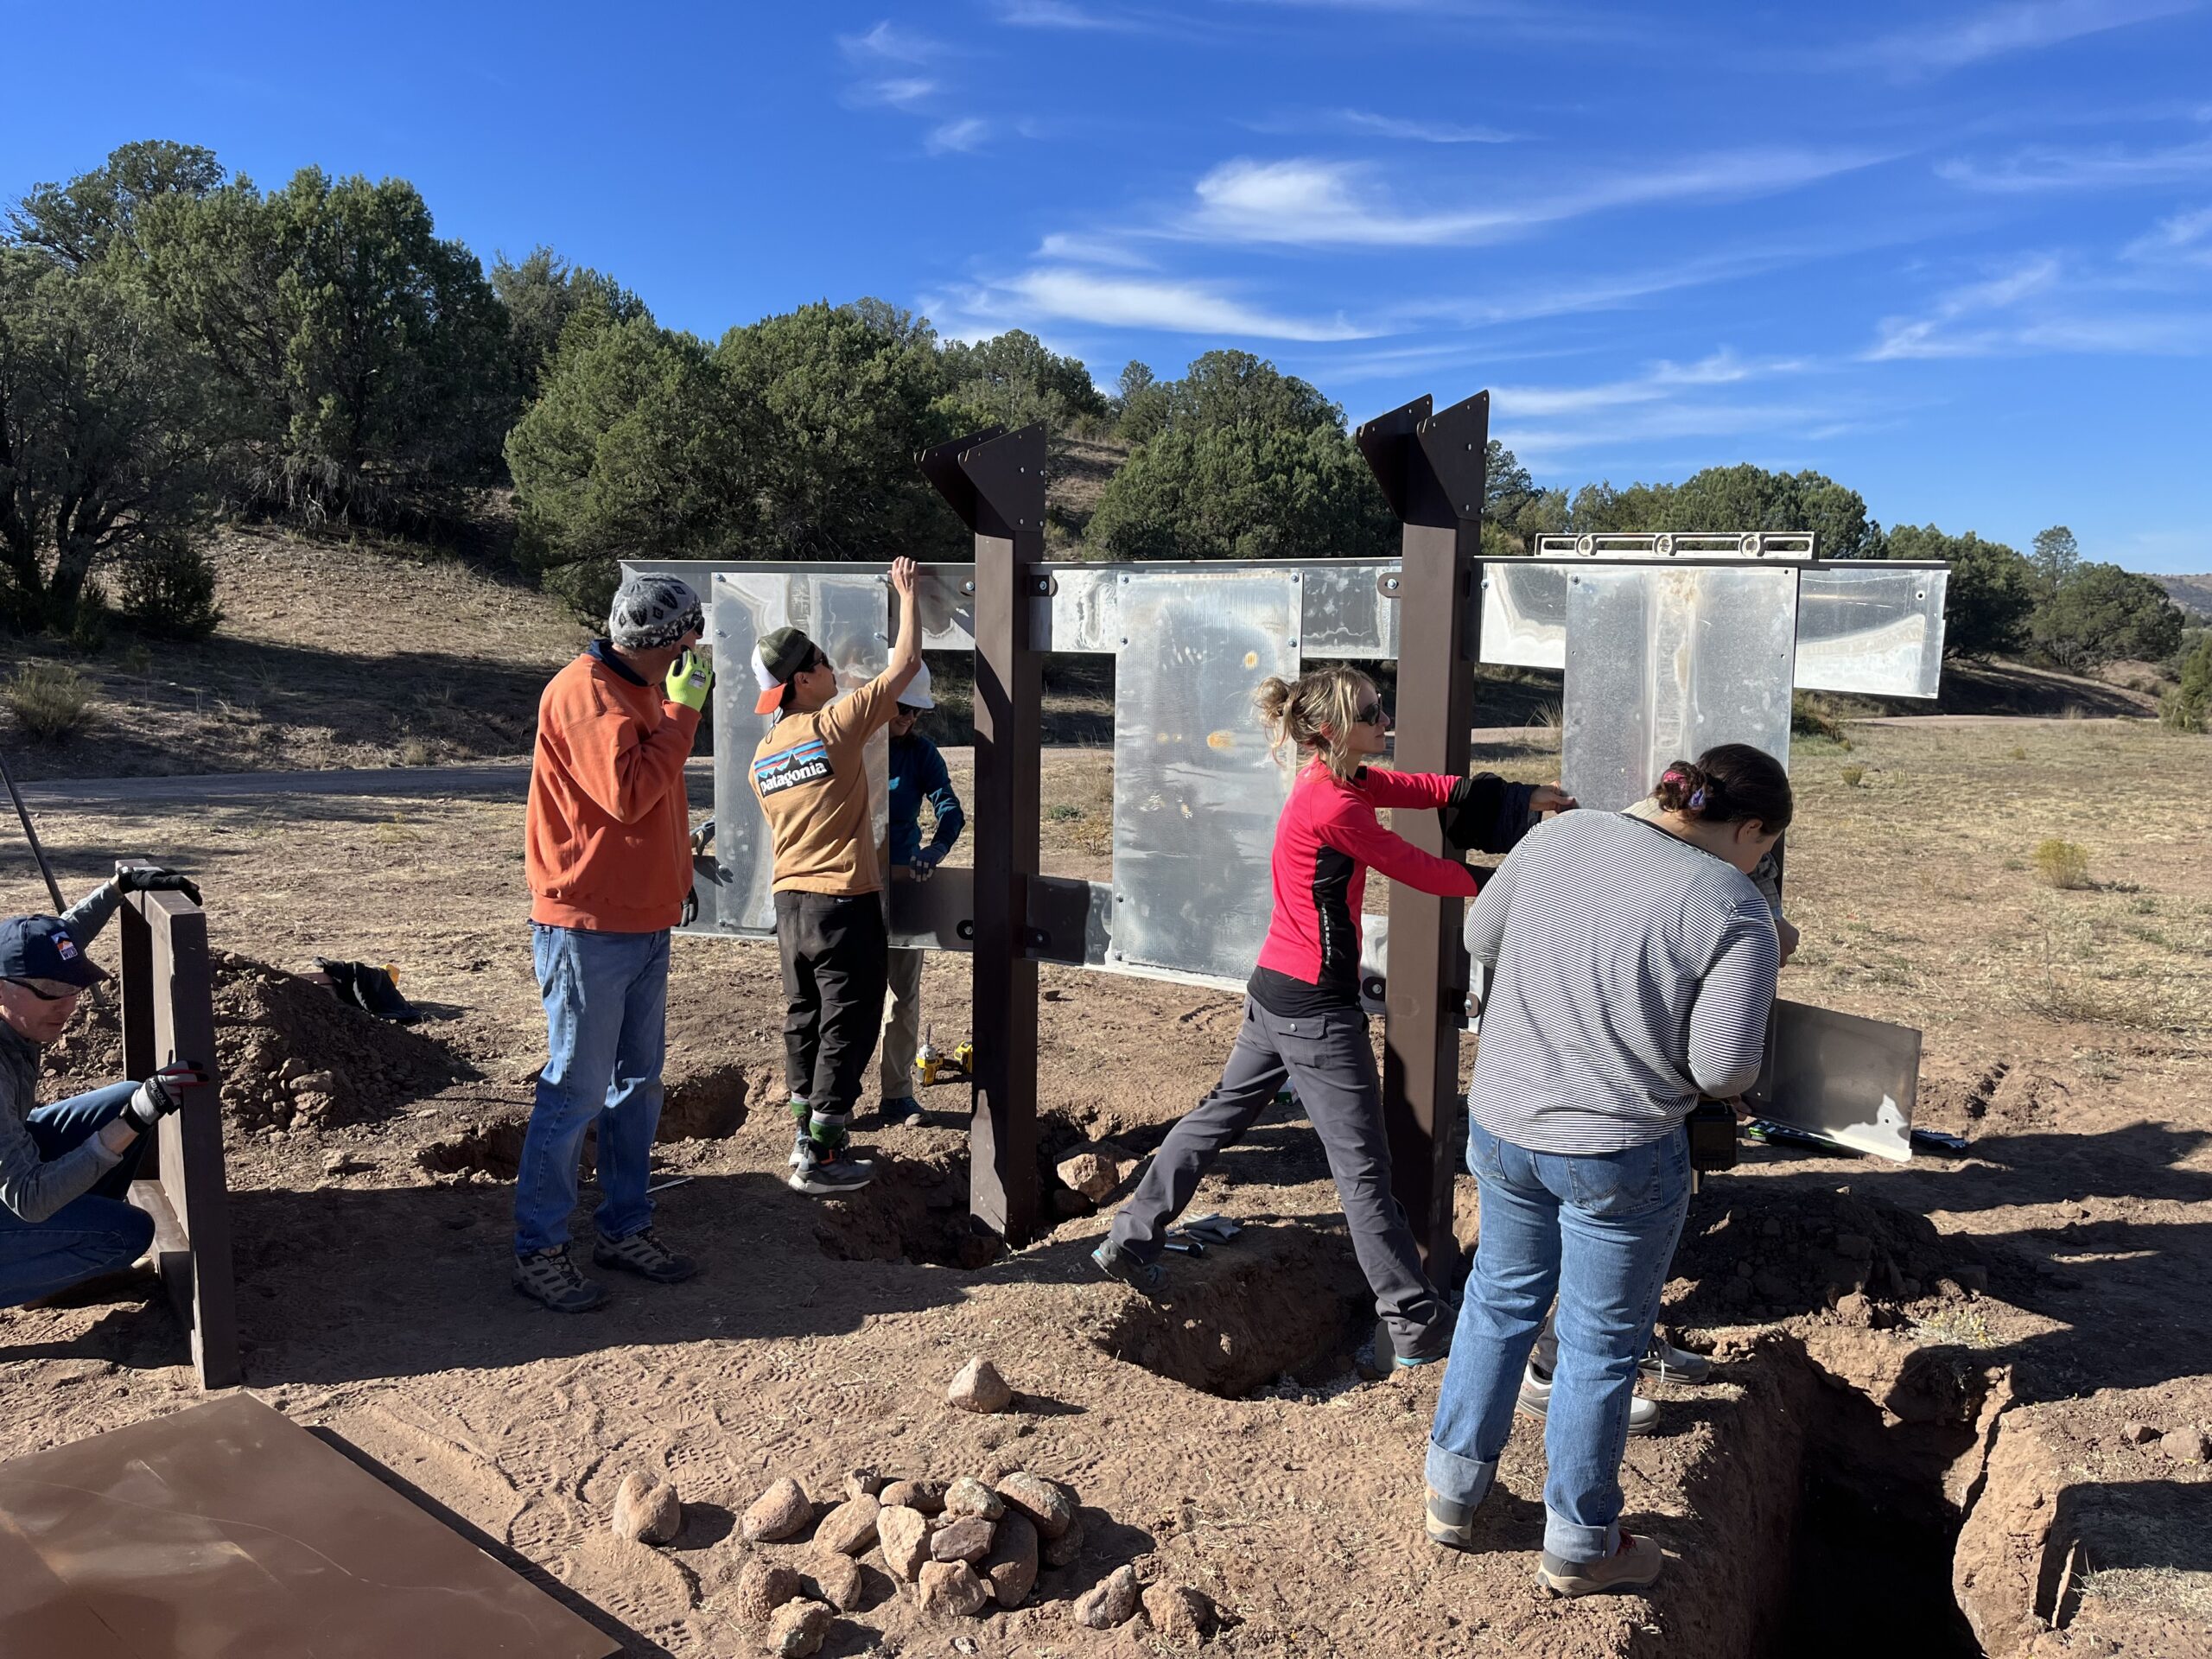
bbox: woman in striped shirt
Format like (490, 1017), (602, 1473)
(1423, 744), (1790, 1599)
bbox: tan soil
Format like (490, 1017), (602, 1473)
(3, 555), (2210, 1653)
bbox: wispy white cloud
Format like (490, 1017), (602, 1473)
(996, 0), (1150, 29)
(1868, 241), (2212, 359)
(1938, 134), (2212, 191)
(926, 118), (991, 156)
(838, 20), (952, 63)
(1178, 149), (1885, 247)
(848, 77), (939, 111)
(1332, 108), (1517, 143)
(1853, 0), (2199, 79)
(1495, 351), (1804, 417)
(2124, 205), (2212, 268)
(925, 268), (1373, 340)
(1868, 255), (2063, 358)
(1036, 232), (1158, 268)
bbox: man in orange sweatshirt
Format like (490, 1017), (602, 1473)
(513, 571), (714, 1313)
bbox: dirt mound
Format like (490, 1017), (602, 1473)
(1671, 1179), (1995, 1326)
(43, 950), (463, 1131)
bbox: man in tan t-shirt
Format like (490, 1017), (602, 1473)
(749, 556), (921, 1195)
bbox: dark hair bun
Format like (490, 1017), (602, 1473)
(1654, 745), (1793, 832)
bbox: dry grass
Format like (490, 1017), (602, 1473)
(2, 662), (94, 742)
(2034, 838), (2094, 890)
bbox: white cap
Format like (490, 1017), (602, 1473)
(898, 660), (935, 711)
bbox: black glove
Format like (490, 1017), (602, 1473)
(125, 1060), (212, 1131)
(114, 865), (204, 907)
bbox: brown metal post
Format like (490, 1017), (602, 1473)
(1356, 392), (1488, 1276)
(921, 425), (1046, 1244)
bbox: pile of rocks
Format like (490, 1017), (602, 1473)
(724, 1465), (1213, 1650)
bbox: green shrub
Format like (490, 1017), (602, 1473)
(1791, 691), (1853, 748)
(2160, 635), (2212, 734)
(1840, 765), (1866, 787)
(1046, 803), (1082, 822)
(2032, 839), (2093, 890)
(3, 663), (95, 741)
(119, 537), (224, 639)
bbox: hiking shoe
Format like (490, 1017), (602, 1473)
(879, 1096), (924, 1128)
(1639, 1332), (1713, 1385)
(789, 1147), (875, 1195)
(1518, 1363), (1658, 1436)
(1538, 1531), (1664, 1598)
(512, 1247), (607, 1313)
(1426, 1484), (1490, 1552)
(788, 1126), (812, 1170)
(1090, 1238), (1166, 1294)
(593, 1228), (697, 1285)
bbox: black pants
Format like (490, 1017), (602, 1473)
(776, 890), (888, 1135)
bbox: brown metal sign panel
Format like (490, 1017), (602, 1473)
(0, 1394), (619, 1658)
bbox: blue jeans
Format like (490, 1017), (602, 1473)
(512, 925), (670, 1257)
(1426, 1120), (1692, 1563)
(0, 1082), (156, 1308)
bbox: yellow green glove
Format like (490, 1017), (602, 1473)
(664, 649), (713, 712)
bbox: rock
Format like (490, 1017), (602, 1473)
(878, 1503), (932, 1581)
(1055, 1149), (1126, 1203)
(804, 1552), (865, 1612)
(843, 1468), (884, 1501)
(1760, 1217), (1783, 1238)
(1835, 1292), (1872, 1325)
(765, 1599), (832, 1656)
(321, 1150), (369, 1176)
(1074, 1564), (1141, 1630)
(2161, 1426), (2209, 1464)
(286, 1070), (335, 1095)
(742, 1477), (813, 1543)
(995, 1471), (1077, 1540)
(944, 1476), (1006, 1519)
(1834, 1232), (1875, 1260)
(1955, 1263), (1989, 1294)
(947, 1356), (1014, 1414)
(814, 1493), (880, 1555)
(610, 1472), (682, 1544)
(1043, 1510), (1086, 1569)
(880, 1479), (944, 1514)
(2120, 1421), (2161, 1445)
(734, 1560), (804, 1624)
(1752, 1270), (1795, 1302)
(1142, 1582), (1211, 1646)
(931, 1515), (995, 1563)
(916, 1560), (990, 1618)
(983, 1511), (1039, 1607)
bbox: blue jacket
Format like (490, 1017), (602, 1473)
(889, 731), (964, 868)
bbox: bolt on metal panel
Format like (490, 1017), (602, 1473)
(1109, 569), (1301, 982)
(1535, 531), (1818, 561)
(1794, 564), (1949, 698)
(1560, 565), (1800, 813)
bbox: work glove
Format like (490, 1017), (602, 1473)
(124, 1059), (213, 1131)
(664, 649), (714, 713)
(112, 865), (203, 907)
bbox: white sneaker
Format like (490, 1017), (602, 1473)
(1518, 1363), (1659, 1436)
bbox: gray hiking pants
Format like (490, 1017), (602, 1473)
(1108, 997), (1452, 1361)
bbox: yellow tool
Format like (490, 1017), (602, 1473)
(915, 1026), (942, 1087)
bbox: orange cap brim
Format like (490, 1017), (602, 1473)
(753, 684), (785, 715)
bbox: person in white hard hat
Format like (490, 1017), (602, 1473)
(876, 661), (963, 1127)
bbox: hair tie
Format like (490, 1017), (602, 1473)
(1688, 786), (1707, 810)
(1661, 768), (1688, 784)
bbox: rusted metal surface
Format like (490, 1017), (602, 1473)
(1357, 391), (1489, 1276)
(0, 1394), (620, 1656)
(116, 861), (238, 1389)
(924, 425), (1046, 1245)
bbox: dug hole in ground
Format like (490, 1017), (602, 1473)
(2, 537), (2207, 1656)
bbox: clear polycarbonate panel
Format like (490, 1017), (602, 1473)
(1560, 565), (1799, 813)
(1109, 569), (1301, 982)
(1478, 560), (1571, 671)
(1297, 562), (1402, 660)
(1794, 564), (1948, 699)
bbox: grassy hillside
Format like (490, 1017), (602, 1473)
(2156, 572), (2212, 622)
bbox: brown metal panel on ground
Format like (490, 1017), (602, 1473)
(1357, 392), (1488, 1275)
(0, 1393), (620, 1658)
(116, 862), (240, 1389)
(924, 424), (1046, 1243)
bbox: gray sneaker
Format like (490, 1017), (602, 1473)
(1639, 1333), (1713, 1384)
(1425, 1484), (1491, 1552)
(1518, 1363), (1659, 1436)
(789, 1147), (875, 1195)
(788, 1126), (811, 1170)
(512, 1246), (607, 1313)
(593, 1227), (696, 1284)
(1090, 1238), (1166, 1294)
(1538, 1531), (1664, 1597)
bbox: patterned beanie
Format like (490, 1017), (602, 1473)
(607, 573), (705, 650)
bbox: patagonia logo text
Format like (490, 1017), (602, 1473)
(754, 741), (831, 797)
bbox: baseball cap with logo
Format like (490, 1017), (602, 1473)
(0, 914), (111, 991)
(753, 626), (823, 715)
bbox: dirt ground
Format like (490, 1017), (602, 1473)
(2, 711), (2208, 1656)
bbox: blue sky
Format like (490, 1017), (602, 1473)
(6, 1), (2210, 571)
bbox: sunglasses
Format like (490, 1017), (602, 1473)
(1354, 702), (1389, 726)
(5, 976), (85, 1001)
